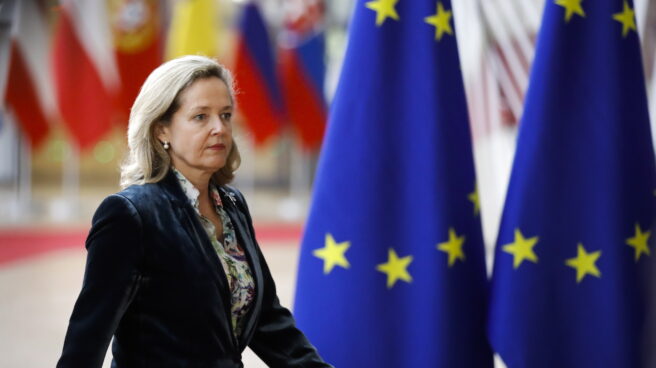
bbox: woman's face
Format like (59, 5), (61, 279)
(158, 77), (233, 179)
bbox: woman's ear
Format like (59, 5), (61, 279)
(155, 123), (169, 143)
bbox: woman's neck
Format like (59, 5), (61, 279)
(172, 165), (213, 200)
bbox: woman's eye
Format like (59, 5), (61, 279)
(193, 114), (206, 121)
(220, 112), (232, 121)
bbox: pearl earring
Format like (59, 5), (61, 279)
(163, 141), (170, 150)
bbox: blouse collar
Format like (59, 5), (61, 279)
(171, 168), (224, 211)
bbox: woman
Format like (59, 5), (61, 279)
(57, 55), (332, 368)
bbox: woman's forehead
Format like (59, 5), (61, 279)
(178, 77), (233, 108)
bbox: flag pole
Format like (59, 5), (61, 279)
(235, 134), (255, 201)
(650, 52), (656, 154)
(17, 123), (31, 221)
(57, 141), (79, 222)
(289, 140), (310, 200)
(4, 112), (30, 223)
(279, 134), (307, 223)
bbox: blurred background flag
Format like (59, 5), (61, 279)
(293, 0), (492, 366)
(232, 2), (284, 146)
(278, 0), (326, 151)
(489, 0), (656, 367)
(166, 0), (219, 59)
(52, 0), (120, 151)
(110, 0), (163, 124)
(5, 0), (55, 149)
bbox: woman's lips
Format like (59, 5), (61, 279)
(208, 143), (226, 150)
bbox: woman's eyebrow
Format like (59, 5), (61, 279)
(188, 105), (233, 112)
(188, 105), (210, 113)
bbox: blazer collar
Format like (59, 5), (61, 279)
(158, 169), (192, 207)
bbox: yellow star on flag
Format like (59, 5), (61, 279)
(555, 0), (585, 23)
(613, 1), (637, 37)
(626, 224), (651, 261)
(468, 184), (480, 216)
(502, 229), (539, 269)
(437, 228), (465, 267)
(565, 243), (601, 283)
(424, 2), (453, 41)
(376, 248), (413, 289)
(365, 0), (400, 26)
(313, 233), (351, 274)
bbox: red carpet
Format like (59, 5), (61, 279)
(0, 223), (302, 266)
(0, 228), (86, 265)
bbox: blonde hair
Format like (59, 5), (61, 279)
(120, 55), (241, 188)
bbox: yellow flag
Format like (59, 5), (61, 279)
(166, 0), (219, 59)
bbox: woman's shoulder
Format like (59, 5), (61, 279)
(116, 181), (165, 203)
(93, 182), (171, 225)
(92, 182), (164, 219)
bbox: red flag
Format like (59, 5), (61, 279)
(4, 0), (55, 149)
(52, 0), (120, 151)
(278, 0), (326, 150)
(6, 43), (50, 148)
(110, 0), (163, 123)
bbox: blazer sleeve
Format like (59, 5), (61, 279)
(232, 190), (333, 368)
(57, 194), (144, 368)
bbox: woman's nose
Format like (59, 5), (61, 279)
(210, 116), (225, 134)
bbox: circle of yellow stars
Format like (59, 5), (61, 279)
(310, 1), (467, 290)
(311, 0), (651, 288)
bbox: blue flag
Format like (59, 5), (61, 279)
(293, 1), (492, 366)
(489, 1), (656, 367)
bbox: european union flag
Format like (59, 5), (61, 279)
(489, 1), (656, 367)
(294, 1), (492, 366)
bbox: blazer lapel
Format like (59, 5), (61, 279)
(219, 187), (265, 348)
(159, 172), (220, 276)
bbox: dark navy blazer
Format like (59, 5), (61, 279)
(57, 171), (331, 368)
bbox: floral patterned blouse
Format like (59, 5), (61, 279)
(173, 168), (255, 338)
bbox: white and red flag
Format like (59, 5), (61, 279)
(52, 0), (120, 151)
(4, 0), (57, 149)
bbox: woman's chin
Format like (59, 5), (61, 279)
(205, 161), (228, 173)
